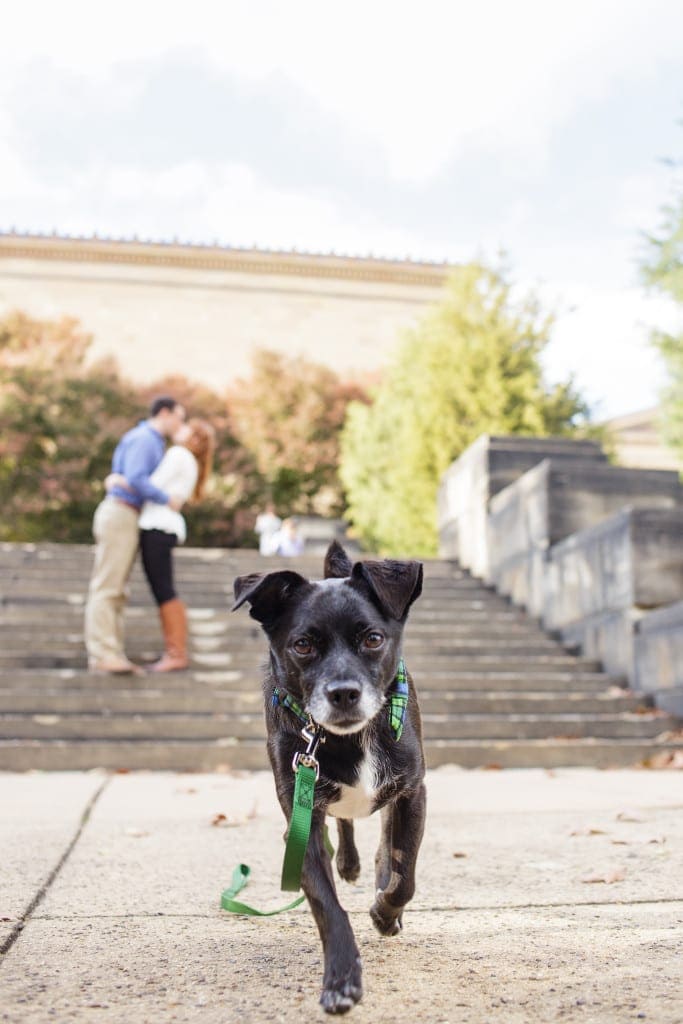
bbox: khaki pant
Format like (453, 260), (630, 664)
(84, 498), (140, 664)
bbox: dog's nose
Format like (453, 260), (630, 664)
(324, 681), (362, 711)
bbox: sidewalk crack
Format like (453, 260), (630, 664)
(0, 775), (111, 959)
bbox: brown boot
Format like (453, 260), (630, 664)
(152, 598), (189, 672)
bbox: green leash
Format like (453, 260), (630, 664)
(220, 720), (324, 916)
(220, 863), (306, 915)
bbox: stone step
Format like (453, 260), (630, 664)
(0, 710), (672, 742)
(1, 554), (473, 579)
(0, 736), (679, 772)
(0, 651), (606, 672)
(0, 608), (530, 628)
(0, 611), (545, 632)
(0, 668), (620, 692)
(3, 589), (504, 611)
(0, 688), (645, 716)
(0, 613), (563, 636)
(2, 541), (678, 771)
(0, 633), (566, 655)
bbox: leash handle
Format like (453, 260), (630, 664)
(220, 863), (305, 916)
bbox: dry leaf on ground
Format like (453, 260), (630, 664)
(211, 803), (258, 827)
(580, 868), (626, 884)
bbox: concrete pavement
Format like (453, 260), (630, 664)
(1, 767), (682, 1024)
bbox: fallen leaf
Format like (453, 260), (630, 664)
(452, 851), (468, 858)
(580, 868), (626, 884)
(210, 803), (258, 828)
(570, 827), (607, 837)
(616, 811), (646, 823)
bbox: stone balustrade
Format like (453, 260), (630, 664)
(437, 435), (606, 580)
(634, 601), (683, 715)
(488, 459), (682, 618)
(438, 435), (683, 714)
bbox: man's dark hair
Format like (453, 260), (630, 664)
(149, 396), (178, 417)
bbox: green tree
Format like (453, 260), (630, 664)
(340, 264), (590, 556)
(641, 180), (683, 463)
(229, 349), (369, 516)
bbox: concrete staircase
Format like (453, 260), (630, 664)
(1, 542), (681, 771)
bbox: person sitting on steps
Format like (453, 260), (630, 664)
(105, 418), (215, 672)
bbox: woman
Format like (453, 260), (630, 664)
(106, 418), (215, 672)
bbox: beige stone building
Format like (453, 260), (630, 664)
(0, 232), (452, 388)
(603, 407), (682, 473)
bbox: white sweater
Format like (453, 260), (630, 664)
(138, 445), (198, 543)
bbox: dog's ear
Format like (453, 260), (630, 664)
(232, 570), (309, 624)
(324, 540), (353, 579)
(351, 559), (423, 620)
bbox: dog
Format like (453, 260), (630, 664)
(232, 540), (426, 1014)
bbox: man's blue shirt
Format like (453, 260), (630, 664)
(110, 420), (168, 509)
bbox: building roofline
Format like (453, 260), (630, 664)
(0, 230), (454, 288)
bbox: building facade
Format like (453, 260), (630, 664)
(0, 232), (452, 388)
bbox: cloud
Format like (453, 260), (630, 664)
(3, 0), (683, 183)
(1, 0), (683, 417)
(8, 53), (386, 197)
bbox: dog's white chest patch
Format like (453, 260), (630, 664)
(328, 755), (378, 819)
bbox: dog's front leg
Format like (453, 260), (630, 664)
(302, 816), (362, 1014)
(370, 782), (426, 936)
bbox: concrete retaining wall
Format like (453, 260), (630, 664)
(543, 507), (683, 682)
(488, 460), (682, 618)
(437, 435), (606, 580)
(438, 434), (683, 713)
(634, 601), (683, 716)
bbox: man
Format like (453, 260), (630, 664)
(84, 396), (186, 674)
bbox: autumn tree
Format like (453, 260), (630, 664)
(229, 349), (370, 516)
(0, 311), (143, 541)
(340, 264), (590, 556)
(641, 177), (683, 464)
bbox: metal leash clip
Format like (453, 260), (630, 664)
(292, 717), (325, 780)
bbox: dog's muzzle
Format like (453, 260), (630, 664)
(308, 680), (382, 735)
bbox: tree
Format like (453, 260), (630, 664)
(229, 349), (370, 516)
(339, 264), (590, 556)
(0, 312), (142, 541)
(641, 178), (683, 463)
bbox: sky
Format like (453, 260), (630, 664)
(1, 0), (682, 418)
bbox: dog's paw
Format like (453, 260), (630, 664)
(320, 983), (362, 1014)
(370, 894), (403, 936)
(336, 851), (361, 884)
(320, 960), (362, 1014)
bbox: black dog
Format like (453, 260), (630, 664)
(232, 540), (426, 1014)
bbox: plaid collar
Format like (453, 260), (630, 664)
(272, 658), (409, 742)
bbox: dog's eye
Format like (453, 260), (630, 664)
(292, 637), (314, 656)
(363, 631), (384, 650)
